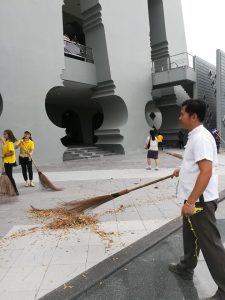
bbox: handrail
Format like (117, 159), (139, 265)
(170, 52), (194, 58)
(64, 39), (94, 63)
(152, 52), (195, 73)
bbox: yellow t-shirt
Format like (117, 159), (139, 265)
(157, 135), (163, 143)
(17, 139), (35, 157)
(3, 140), (16, 164)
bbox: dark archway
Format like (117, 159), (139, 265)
(45, 86), (103, 147)
(61, 110), (84, 146)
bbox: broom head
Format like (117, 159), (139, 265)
(0, 174), (16, 197)
(63, 194), (114, 214)
(38, 171), (63, 191)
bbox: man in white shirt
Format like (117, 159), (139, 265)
(169, 99), (225, 300)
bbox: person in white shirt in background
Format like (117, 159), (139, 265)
(169, 99), (225, 300)
(144, 130), (159, 170)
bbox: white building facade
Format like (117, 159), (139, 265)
(0, 0), (220, 163)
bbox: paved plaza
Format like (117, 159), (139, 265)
(1, 150), (225, 299)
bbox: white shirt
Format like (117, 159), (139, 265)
(178, 125), (219, 202)
(146, 136), (158, 151)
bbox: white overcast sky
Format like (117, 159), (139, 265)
(181, 0), (225, 65)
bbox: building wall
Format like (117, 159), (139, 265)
(195, 56), (217, 130)
(1, 0), (215, 163)
(216, 49), (225, 146)
(0, 0), (65, 164)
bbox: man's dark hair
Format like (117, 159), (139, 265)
(181, 99), (206, 122)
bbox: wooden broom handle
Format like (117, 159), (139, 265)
(30, 158), (39, 172)
(165, 152), (183, 160)
(215, 132), (225, 144)
(128, 174), (173, 193)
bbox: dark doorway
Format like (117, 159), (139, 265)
(61, 110), (84, 146)
(92, 112), (104, 143)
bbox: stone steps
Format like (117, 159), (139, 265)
(63, 146), (119, 161)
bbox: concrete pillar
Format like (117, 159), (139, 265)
(81, 0), (152, 153)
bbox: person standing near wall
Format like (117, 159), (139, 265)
(178, 130), (185, 149)
(211, 128), (221, 154)
(144, 130), (159, 170)
(16, 131), (35, 187)
(169, 100), (225, 300)
(0, 130), (19, 195)
(157, 133), (164, 150)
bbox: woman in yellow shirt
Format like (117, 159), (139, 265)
(16, 131), (35, 187)
(0, 129), (19, 195)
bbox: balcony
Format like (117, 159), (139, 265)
(61, 40), (97, 87)
(64, 40), (94, 63)
(152, 52), (196, 88)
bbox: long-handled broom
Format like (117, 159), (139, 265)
(63, 174), (173, 213)
(165, 151), (183, 160)
(21, 141), (63, 191)
(214, 131), (225, 146)
(31, 158), (63, 191)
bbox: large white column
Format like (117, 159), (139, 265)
(81, 0), (152, 153)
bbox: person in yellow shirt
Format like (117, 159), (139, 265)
(157, 133), (164, 150)
(0, 129), (19, 195)
(16, 131), (35, 187)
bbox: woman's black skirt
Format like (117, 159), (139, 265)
(147, 150), (158, 159)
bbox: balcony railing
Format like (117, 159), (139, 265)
(64, 39), (94, 63)
(152, 52), (195, 73)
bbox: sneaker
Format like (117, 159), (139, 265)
(168, 263), (193, 280)
(146, 167), (151, 170)
(24, 181), (29, 187)
(30, 181), (35, 187)
(155, 167), (159, 171)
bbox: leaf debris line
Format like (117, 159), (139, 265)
(28, 206), (115, 249)
(29, 206), (99, 230)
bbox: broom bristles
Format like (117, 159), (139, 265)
(38, 172), (63, 191)
(64, 194), (114, 214)
(0, 174), (16, 197)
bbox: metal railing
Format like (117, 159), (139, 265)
(152, 52), (195, 73)
(64, 39), (94, 63)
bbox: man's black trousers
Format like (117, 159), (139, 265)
(180, 201), (225, 297)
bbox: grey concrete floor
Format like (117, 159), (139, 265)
(75, 218), (225, 300)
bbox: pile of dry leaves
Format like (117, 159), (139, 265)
(28, 206), (114, 249)
(1, 204), (131, 250)
(29, 206), (98, 230)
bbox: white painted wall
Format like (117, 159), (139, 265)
(0, 0), (65, 164)
(62, 57), (97, 86)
